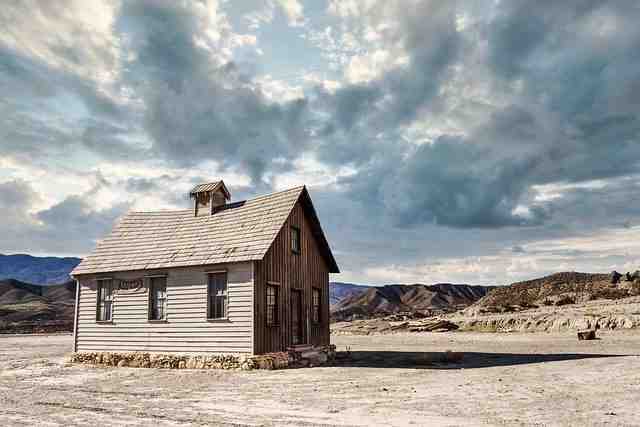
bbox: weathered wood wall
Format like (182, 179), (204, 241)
(253, 200), (330, 354)
(75, 262), (253, 354)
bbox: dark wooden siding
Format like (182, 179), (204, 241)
(253, 200), (330, 354)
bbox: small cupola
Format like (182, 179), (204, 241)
(189, 180), (231, 217)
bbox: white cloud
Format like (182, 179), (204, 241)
(302, 73), (342, 93)
(244, 1), (275, 30)
(0, 0), (119, 75)
(327, 0), (379, 19)
(252, 74), (304, 102)
(532, 179), (611, 202)
(0, 0), (124, 105)
(271, 153), (357, 191)
(276, 0), (305, 27)
(344, 49), (407, 84)
(359, 225), (640, 286)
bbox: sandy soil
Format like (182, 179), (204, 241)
(1, 332), (639, 426)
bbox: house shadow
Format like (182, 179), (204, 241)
(331, 351), (628, 370)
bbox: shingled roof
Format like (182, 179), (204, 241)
(71, 186), (339, 276)
(189, 180), (230, 199)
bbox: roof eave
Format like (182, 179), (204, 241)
(299, 187), (340, 273)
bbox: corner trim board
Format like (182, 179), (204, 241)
(73, 279), (80, 352)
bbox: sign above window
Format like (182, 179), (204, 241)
(116, 278), (145, 293)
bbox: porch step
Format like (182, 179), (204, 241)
(288, 344), (314, 352)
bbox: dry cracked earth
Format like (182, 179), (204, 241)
(1, 332), (640, 426)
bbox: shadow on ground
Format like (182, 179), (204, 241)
(332, 351), (629, 369)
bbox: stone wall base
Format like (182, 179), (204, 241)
(70, 345), (336, 370)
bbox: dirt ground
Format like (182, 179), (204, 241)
(1, 332), (639, 427)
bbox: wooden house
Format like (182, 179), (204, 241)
(70, 182), (339, 355)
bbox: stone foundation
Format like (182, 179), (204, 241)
(70, 351), (253, 370)
(69, 345), (336, 371)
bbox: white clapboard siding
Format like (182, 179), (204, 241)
(75, 262), (254, 354)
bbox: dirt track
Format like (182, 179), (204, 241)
(1, 332), (639, 426)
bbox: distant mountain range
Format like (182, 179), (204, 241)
(3, 254), (638, 334)
(329, 282), (373, 305)
(330, 282), (494, 321)
(0, 254), (495, 327)
(0, 254), (80, 285)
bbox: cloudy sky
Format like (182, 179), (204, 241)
(1, 0), (640, 285)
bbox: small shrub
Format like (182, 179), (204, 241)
(555, 296), (575, 306)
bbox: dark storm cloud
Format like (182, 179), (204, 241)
(317, 0), (640, 229)
(314, 1), (461, 166)
(2, 0), (640, 241)
(0, 180), (39, 220)
(542, 178), (640, 231)
(81, 120), (148, 161)
(0, 16), (134, 161)
(36, 195), (128, 249)
(486, 0), (602, 79)
(380, 137), (548, 228)
(1, 1), (311, 181)
(0, 2), (122, 115)
(0, 180), (128, 254)
(115, 0), (311, 184)
(124, 177), (164, 193)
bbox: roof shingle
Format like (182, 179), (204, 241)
(72, 186), (305, 276)
(189, 181), (230, 199)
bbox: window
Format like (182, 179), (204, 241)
(266, 284), (279, 325)
(208, 272), (228, 319)
(96, 279), (113, 322)
(148, 277), (167, 321)
(291, 226), (301, 254)
(312, 288), (321, 324)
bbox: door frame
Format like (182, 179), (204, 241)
(291, 289), (305, 345)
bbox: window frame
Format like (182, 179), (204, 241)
(291, 225), (301, 254)
(312, 287), (321, 324)
(207, 271), (228, 320)
(266, 282), (279, 326)
(96, 278), (113, 323)
(148, 276), (168, 322)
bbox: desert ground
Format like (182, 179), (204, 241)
(1, 332), (639, 426)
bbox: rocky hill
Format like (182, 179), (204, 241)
(329, 282), (372, 306)
(331, 283), (494, 321)
(332, 272), (640, 335)
(0, 254), (81, 285)
(467, 271), (640, 314)
(0, 279), (76, 333)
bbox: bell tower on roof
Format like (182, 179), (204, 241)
(189, 180), (231, 217)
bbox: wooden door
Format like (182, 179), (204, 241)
(291, 290), (304, 345)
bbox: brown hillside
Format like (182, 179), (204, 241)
(0, 279), (75, 333)
(469, 271), (640, 314)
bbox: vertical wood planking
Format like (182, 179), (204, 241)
(253, 199), (330, 354)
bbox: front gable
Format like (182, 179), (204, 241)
(253, 189), (335, 353)
(274, 187), (339, 274)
